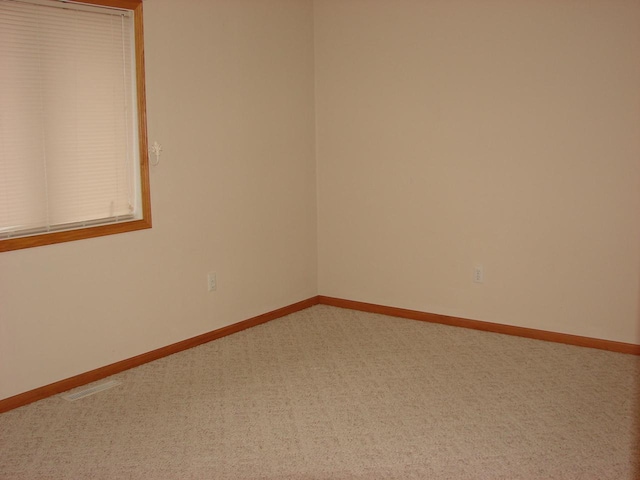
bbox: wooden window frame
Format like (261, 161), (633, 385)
(0, 0), (151, 253)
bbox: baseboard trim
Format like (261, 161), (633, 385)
(318, 296), (640, 356)
(0, 296), (320, 414)
(4, 294), (638, 413)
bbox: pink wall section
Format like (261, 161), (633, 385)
(315, 0), (640, 344)
(0, 0), (318, 401)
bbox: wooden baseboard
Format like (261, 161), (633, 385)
(3, 294), (638, 413)
(0, 296), (320, 414)
(317, 296), (640, 356)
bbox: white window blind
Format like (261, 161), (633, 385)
(0, 0), (140, 239)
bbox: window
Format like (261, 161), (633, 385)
(0, 0), (151, 252)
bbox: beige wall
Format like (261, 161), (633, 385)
(315, 0), (640, 343)
(0, 0), (317, 401)
(2, 0), (640, 402)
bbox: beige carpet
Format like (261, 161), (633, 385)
(1, 305), (639, 479)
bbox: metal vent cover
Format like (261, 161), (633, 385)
(61, 380), (121, 401)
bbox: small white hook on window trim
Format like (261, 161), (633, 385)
(149, 141), (163, 166)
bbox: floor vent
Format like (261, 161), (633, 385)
(61, 380), (121, 401)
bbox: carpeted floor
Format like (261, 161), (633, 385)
(1, 305), (639, 479)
